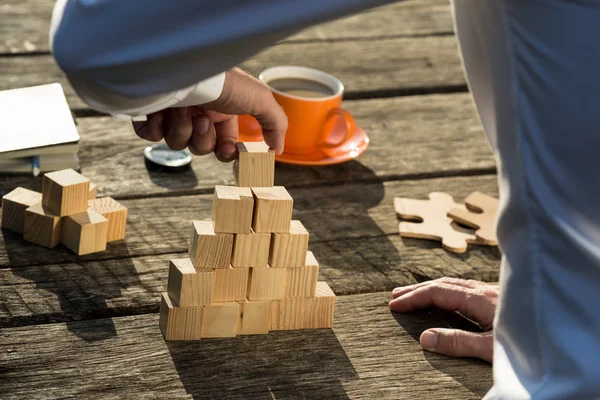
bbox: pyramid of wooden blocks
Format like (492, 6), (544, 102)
(159, 142), (336, 341)
(1, 169), (128, 255)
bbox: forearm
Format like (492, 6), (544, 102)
(50, 0), (397, 116)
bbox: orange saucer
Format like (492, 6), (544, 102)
(238, 120), (370, 166)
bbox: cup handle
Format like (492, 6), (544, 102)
(318, 108), (356, 149)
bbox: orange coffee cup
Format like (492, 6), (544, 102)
(241, 66), (356, 156)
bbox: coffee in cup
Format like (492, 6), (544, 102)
(257, 66), (356, 156)
(266, 77), (335, 99)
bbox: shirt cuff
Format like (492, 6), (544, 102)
(112, 72), (226, 121)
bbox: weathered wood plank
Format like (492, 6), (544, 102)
(0, 175), (500, 327)
(0, 1), (453, 54)
(292, 0), (454, 41)
(0, 93), (492, 199)
(0, 175), (500, 268)
(0, 0), (50, 54)
(0, 35), (464, 111)
(0, 292), (492, 399)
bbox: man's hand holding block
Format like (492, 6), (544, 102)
(42, 169), (90, 216)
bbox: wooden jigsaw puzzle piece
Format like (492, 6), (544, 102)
(448, 191), (499, 245)
(394, 192), (478, 254)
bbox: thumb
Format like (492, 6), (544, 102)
(420, 329), (493, 363)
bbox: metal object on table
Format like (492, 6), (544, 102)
(143, 143), (192, 173)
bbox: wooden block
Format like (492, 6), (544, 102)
(188, 220), (233, 269)
(251, 186), (293, 233)
(302, 282), (336, 329)
(159, 292), (203, 341)
(269, 220), (309, 268)
(42, 168), (90, 216)
(167, 258), (214, 307)
(448, 191), (499, 245)
(270, 297), (304, 331)
(247, 266), (287, 301)
(213, 266), (249, 302)
(270, 282), (336, 330)
(231, 229), (270, 268)
(284, 251), (320, 298)
(1, 187), (42, 233)
(61, 208), (108, 255)
(88, 197), (128, 242)
(211, 186), (254, 233)
(234, 141), (275, 187)
(88, 182), (97, 200)
(237, 300), (271, 335)
(23, 202), (62, 248)
(201, 302), (240, 338)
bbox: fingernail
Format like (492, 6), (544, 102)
(177, 107), (189, 117)
(392, 287), (404, 294)
(217, 151), (235, 162)
(196, 117), (210, 135)
(420, 331), (438, 350)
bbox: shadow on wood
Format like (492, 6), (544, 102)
(0, 175), (42, 198)
(167, 329), (357, 399)
(2, 231), (145, 341)
(145, 157), (200, 190)
(283, 160), (406, 294)
(391, 309), (493, 397)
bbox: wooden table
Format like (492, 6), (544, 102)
(0, 1), (498, 398)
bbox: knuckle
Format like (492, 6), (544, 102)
(437, 277), (459, 285)
(447, 331), (466, 354)
(466, 279), (480, 287)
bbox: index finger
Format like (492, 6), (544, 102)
(252, 93), (287, 155)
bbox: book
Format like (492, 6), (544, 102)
(0, 83), (80, 161)
(0, 153), (80, 174)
